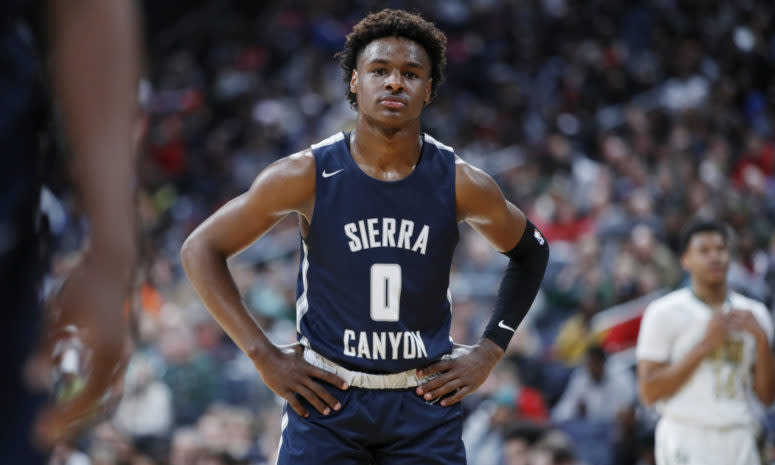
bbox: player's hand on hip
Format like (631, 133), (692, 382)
(728, 310), (766, 341)
(415, 339), (503, 407)
(253, 343), (349, 418)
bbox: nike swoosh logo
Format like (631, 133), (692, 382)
(498, 320), (516, 333)
(322, 169), (344, 178)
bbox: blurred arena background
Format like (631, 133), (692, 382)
(42, 1), (775, 464)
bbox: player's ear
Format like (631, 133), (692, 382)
(424, 78), (432, 104)
(679, 253), (690, 272)
(350, 70), (358, 94)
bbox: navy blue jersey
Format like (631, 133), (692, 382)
(297, 132), (459, 373)
(0, 6), (48, 464)
(0, 0), (26, 21)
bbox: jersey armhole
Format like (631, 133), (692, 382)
(300, 148), (319, 242)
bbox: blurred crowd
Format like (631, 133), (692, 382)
(42, 0), (775, 464)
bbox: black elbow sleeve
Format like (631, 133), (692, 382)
(482, 220), (549, 350)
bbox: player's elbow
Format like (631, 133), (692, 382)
(181, 229), (230, 278)
(180, 234), (207, 275)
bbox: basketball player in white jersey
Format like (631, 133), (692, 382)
(637, 220), (775, 465)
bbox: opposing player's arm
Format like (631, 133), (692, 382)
(728, 309), (775, 405)
(638, 358), (703, 405)
(416, 158), (549, 406)
(750, 329), (775, 405)
(181, 150), (347, 418)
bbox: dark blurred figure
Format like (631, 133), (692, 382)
(0, 0), (140, 462)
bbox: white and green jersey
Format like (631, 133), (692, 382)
(637, 288), (773, 428)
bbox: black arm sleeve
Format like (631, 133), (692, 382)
(481, 219), (550, 350)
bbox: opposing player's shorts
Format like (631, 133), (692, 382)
(655, 416), (760, 465)
(276, 349), (466, 465)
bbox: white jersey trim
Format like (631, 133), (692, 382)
(311, 132), (345, 150)
(423, 133), (455, 153)
(296, 241), (310, 332)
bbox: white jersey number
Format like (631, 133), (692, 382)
(370, 264), (402, 321)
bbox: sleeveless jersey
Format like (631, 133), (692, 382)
(296, 132), (459, 373)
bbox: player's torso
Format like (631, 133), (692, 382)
(0, 3), (44, 273)
(297, 132), (459, 373)
(659, 289), (760, 427)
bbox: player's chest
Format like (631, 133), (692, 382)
(671, 311), (755, 364)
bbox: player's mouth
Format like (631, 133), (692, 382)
(379, 96), (408, 109)
(705, 264), (726, 275)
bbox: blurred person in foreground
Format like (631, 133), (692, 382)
(0, 0), (140, 461)
(636, 220), (775, 465)
(182, 8), (548, 464)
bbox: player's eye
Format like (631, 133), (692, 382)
(404, 71), (417, 78)
(372, 68), (385, 75)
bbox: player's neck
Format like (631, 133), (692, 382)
(690, 280), (728, 308)
(351, 121), (423, 171)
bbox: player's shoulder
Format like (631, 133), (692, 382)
(729, 291), (771, 319)
(420, 133), (490, 191)
(451, 150), (493, 192)
(251, 147), (315, 192)
(644, 288), (693, 316)
(271, 147), (315, 175)
(423, 133), (456, 155)
(272, 131), (346, 174)
(311, 131), (346, 150)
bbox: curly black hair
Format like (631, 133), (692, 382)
(335, 9), (447, 109)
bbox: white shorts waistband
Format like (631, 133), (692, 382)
(661, 414), (755, 432)
(303, 348), (439, 389)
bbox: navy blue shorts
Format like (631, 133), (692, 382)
(277, 384), (466, 465)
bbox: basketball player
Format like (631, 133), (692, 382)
(181, 9), (549, 465)
(1, 0), (140, 461)
(637, 220), (775, 465)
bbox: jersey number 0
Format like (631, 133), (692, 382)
(370, 264), (402, 321)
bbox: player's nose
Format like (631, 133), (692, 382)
(384, 69), (404, 91)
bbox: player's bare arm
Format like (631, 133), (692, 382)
(638, 312), (728, 405)
(416, 157), (548, 406)
(728, 310), (775, 405)
(181, 150), (348, 418)
(34, 0), (141, 446)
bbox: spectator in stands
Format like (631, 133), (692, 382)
(169, 427), (203, 465)
(113, 355), (173, 455)
(553, 293), (603, 366)
(552, 345), (636, 423)
(159, 316), (219, 425)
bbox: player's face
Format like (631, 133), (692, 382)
(681, 232), (729, 286)
(350, 37), (432, 127)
